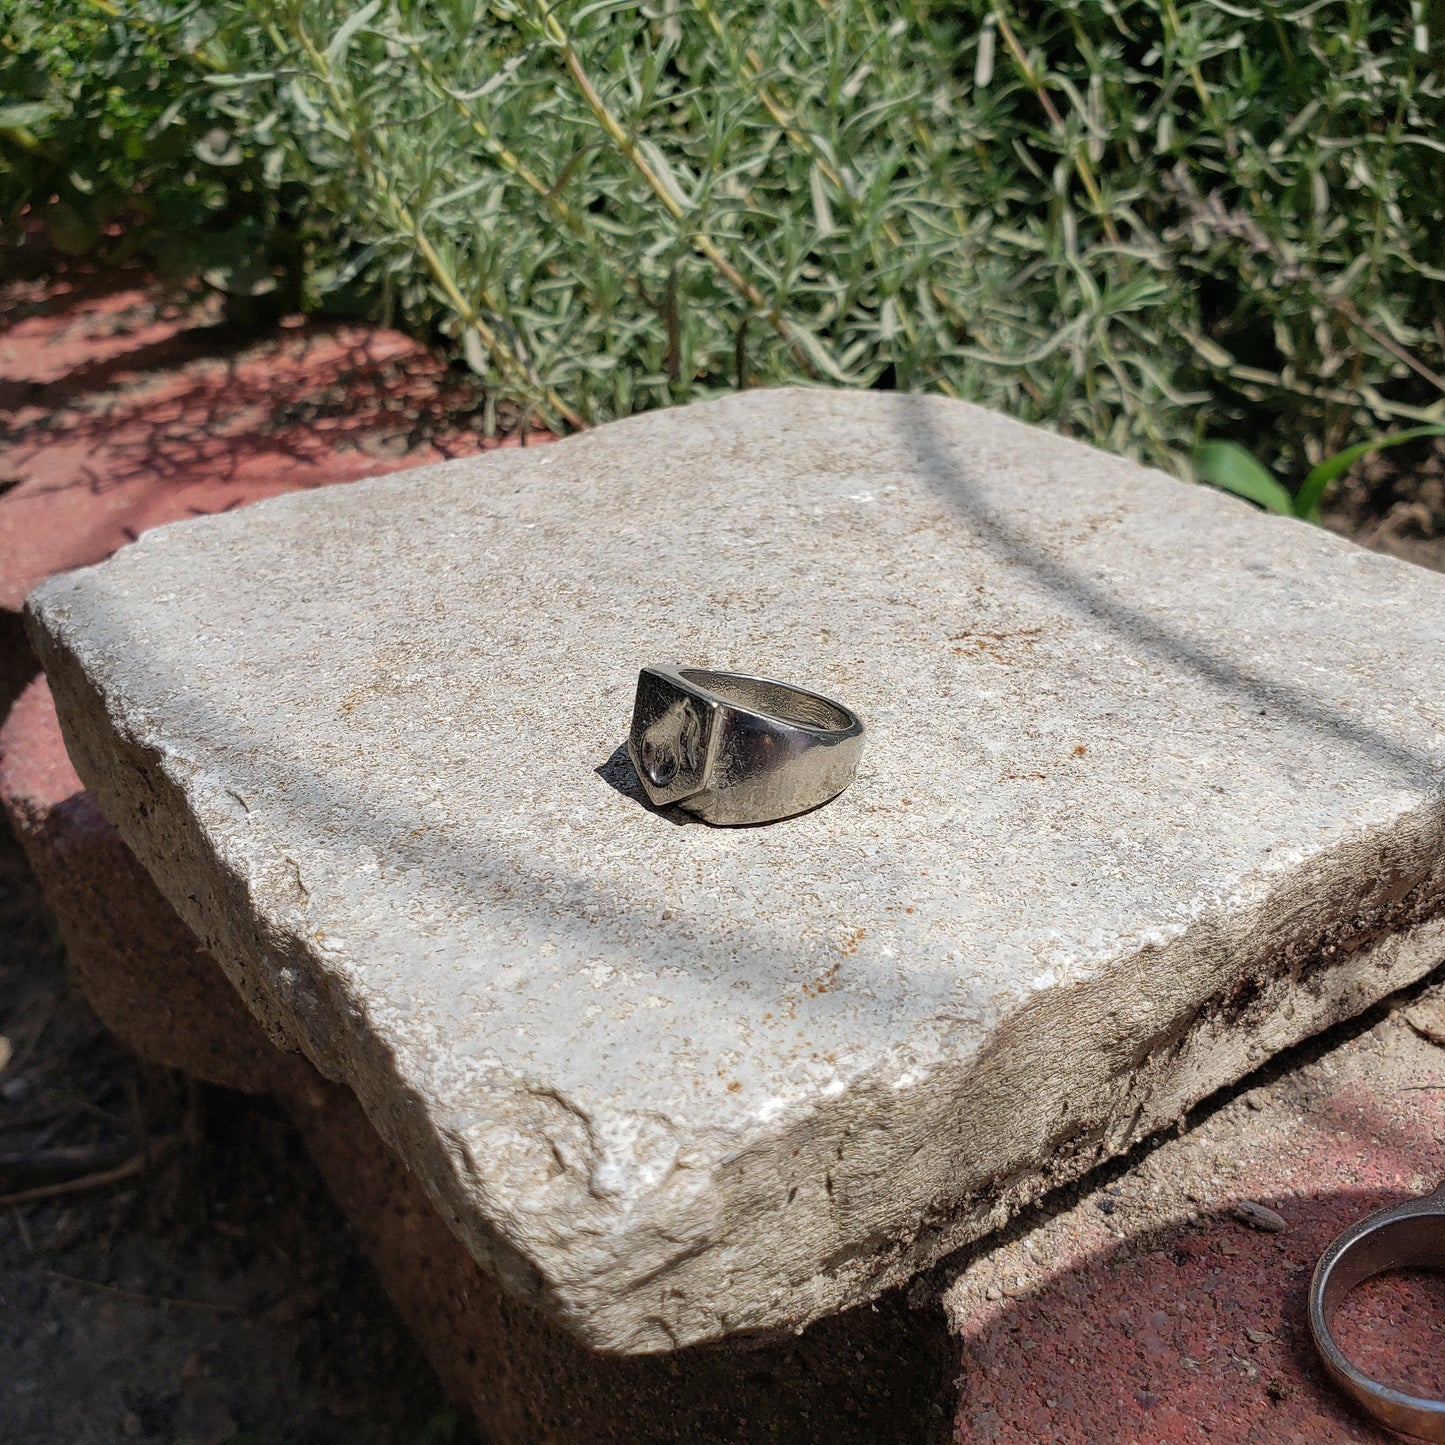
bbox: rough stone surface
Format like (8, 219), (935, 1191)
(0, 676), (954, 1445)
(7, 674), (1440, 1442)
(0, 675), (312, 1097)
(289, 1075), (954, 1445)
(25, 388), (1445, 1353)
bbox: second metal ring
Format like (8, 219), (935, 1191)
(1308, 1183), (1445, 1441)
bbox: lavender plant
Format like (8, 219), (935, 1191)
(9, 0), (1443, 471)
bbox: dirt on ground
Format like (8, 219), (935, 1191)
(1321, 434), (1445, 573)
(939, 974), (1445, 1444)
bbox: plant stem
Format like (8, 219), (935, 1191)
(289, 7), (583, 430)
(992, 3), (1120, 246)
(532, 0), (826, 380)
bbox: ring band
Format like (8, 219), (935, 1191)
(626, 666), (865, 825)
(1308, 1182), (1445, 1440)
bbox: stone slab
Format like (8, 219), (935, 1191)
(0, 674), (314, 1097)
(24, 388), (1445, 1353)
(8, 674), (1439, 1442)
(0, 675), (954, 1445)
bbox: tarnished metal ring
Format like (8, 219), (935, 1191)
(1308, 1183), (1445, 1441)
(627, 665), (864, 826)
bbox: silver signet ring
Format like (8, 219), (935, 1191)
(1308, 1182), (1445, 1441)
(627, 666), (865, 826)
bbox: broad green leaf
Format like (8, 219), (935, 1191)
(1294, 425), (1445, 522)
(1194, 442), (1295, 516)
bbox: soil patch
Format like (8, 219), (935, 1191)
(1321, 435), (1445, 573)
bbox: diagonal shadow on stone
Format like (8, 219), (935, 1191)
(901, 392), (1439, 789)
(24, 389), (1445, 1360)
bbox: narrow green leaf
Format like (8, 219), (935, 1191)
(637, 140), (693, 212)
(1194, 441), (1295, 517)
(809, 165), (835, 238)
(461, 326), (489, 376)
(789, 322), (852, 383)
(445, 53), (528, 102)
(203, 72), (282, 88)
(316, 239), (389, 291)
(1294, 425), (1445, 522)
(324, 0), (382, 64)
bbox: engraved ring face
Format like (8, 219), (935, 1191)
(639, 698), (703, 788)
(625, 666), (864, 826)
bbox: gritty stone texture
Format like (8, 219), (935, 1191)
(945, 984), (1445, 1443)
(24, 388), (1445, 1353)
(0, 682), (954, 1444)
(0, 675), (313, 1097)
(289, 1074), (954, 1445)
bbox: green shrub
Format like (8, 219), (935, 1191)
(0, 0), (307, 308)
(6, 0), (1444, 471)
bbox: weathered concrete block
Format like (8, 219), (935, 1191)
(0, 675), (953, 1445)
(0, 675), (312, 1097)
(25, 389), (1445, 1353)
